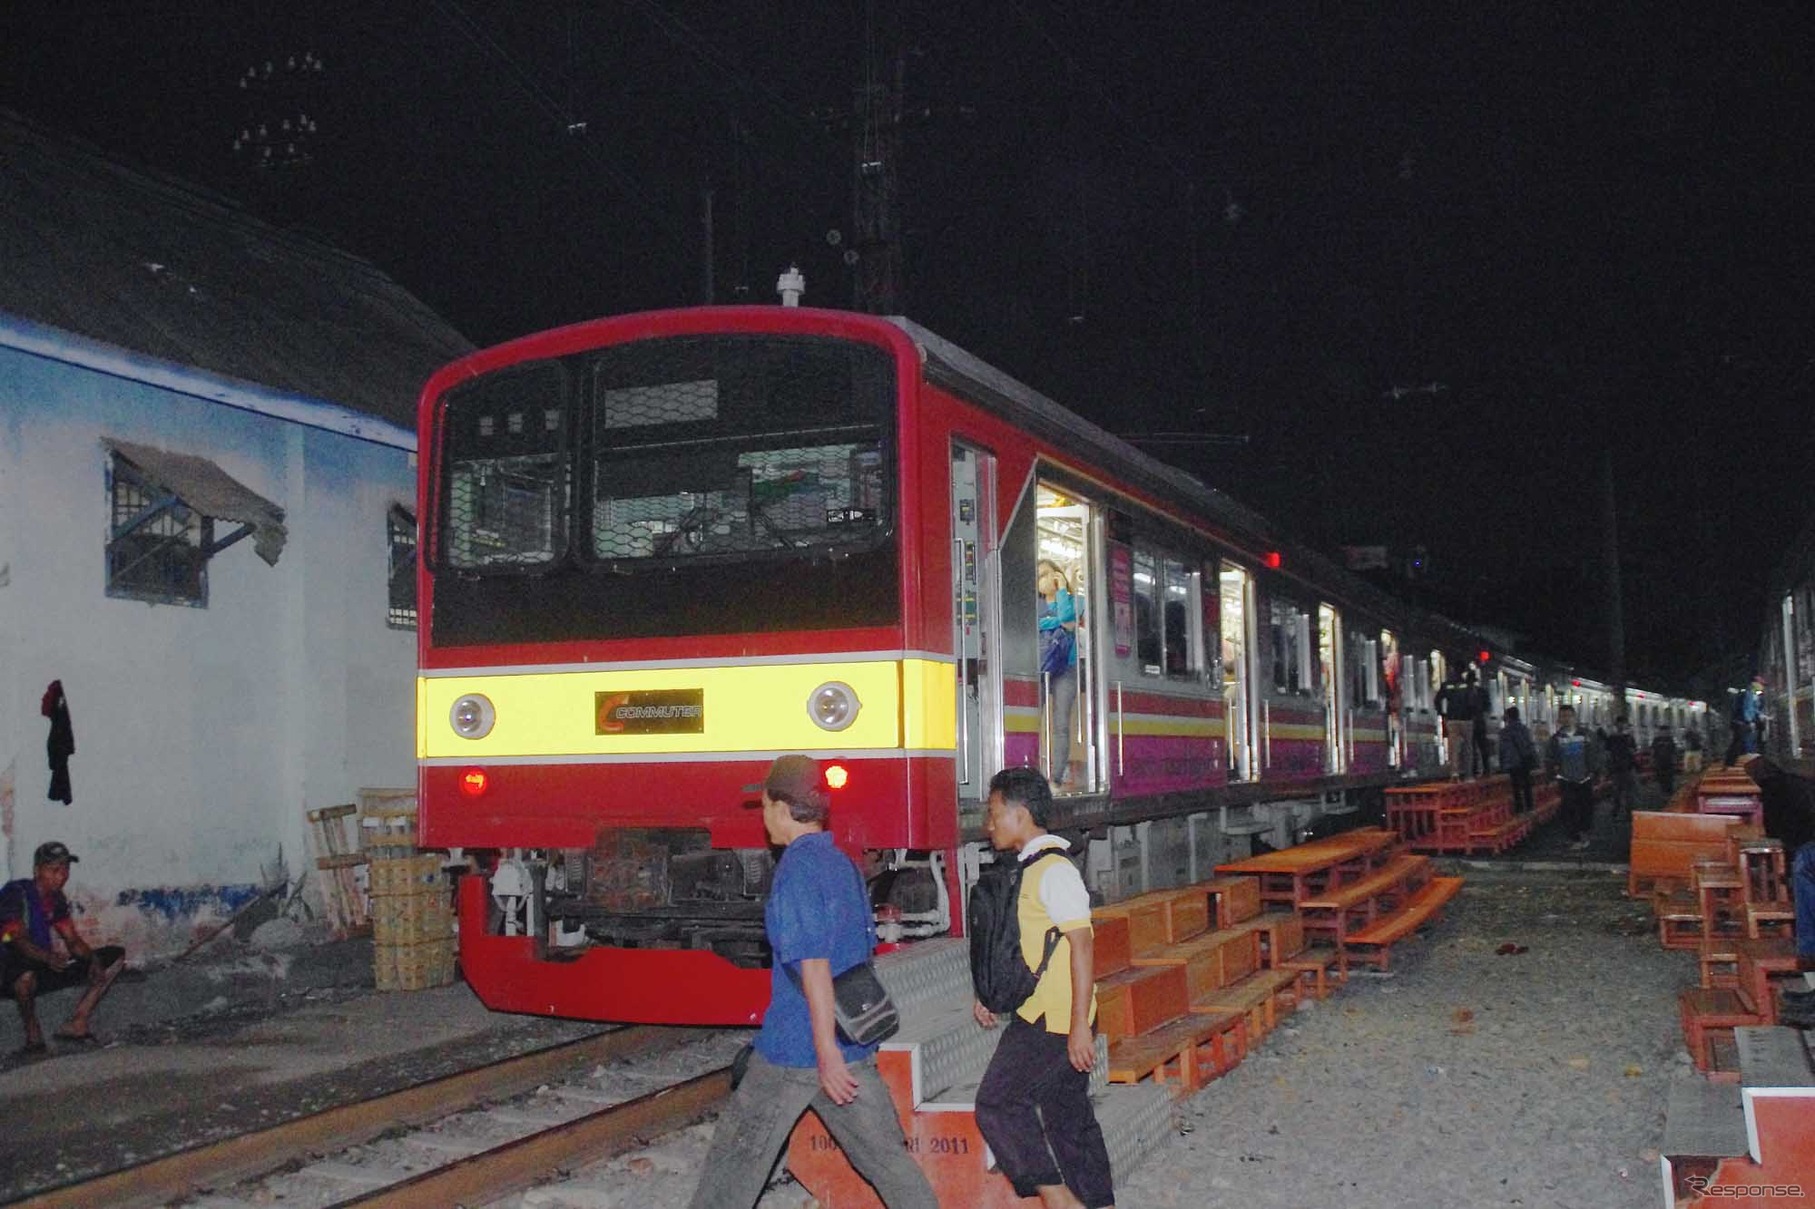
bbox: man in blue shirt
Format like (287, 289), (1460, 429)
(688, 757), (935, 1209)
(1546, 705), (1599, 849)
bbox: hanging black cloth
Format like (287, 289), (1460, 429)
(41, 680), (73, 805)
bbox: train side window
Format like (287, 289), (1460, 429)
(1134, 549), (1161, 674)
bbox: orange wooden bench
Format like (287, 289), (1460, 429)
(1198, 875), (1262, 927)
(1129, 926), (1260, 1003)
(1298, 852), (1430, 943)
(1679, 987), (1764, 1078)
(1276, 944), (1346, 999)
(1341, 876), (1464, 970)
(1190, 966), (1304, 1039)
(1629, 811), (1741, 898)
(1105, 1006), (1248, 1093)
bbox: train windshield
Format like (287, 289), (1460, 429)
(588, 335), (892, 565)
(430, 332), (900, 644)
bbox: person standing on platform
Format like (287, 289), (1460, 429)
(973, 768), (1115, 1209)
(1498, 707), (1537, 814)
(1468, 671), (1492, 777)
(1683, 723), (1705, 773)
(687, 757), (936, 1209)
(1547, 705), (1599, 849)
(1437, 667), (1478, 779)
(1605, 717), (1638, 815)
(1651, 725), (1679, 799)
(1727, 677), (1766, 766)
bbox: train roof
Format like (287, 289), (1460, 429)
(888, 316), (1473, 647)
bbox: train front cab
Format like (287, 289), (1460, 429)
(416, 310), (960, 1025)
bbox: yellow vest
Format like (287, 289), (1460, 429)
(1014, 853), (1098, 1033)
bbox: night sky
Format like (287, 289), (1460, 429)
(5, 2), (1811, 688)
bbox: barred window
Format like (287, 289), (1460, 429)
(107, 452), (210, 607)
(388, 504), (417, 630)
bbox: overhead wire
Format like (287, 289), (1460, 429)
(428, 0), (693, 253)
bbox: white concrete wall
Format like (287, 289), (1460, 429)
(0, 342), (416, 957)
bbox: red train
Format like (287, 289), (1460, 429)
(415, 304), (1699, 1024)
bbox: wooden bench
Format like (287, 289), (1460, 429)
(1106, 1006), (1247, 1094)
(1191, 966), (1303, 1039)
(1129, 926), (1260, 1002)
(1095, 963), (1190, 1041)
(1199, 876), (1262, 927)
(1680, 987), (1765, 1077)
(1342, 876), (1464, 971)
(1232, 910), (1306, 967)
(1276, 943), (1346, 999)
(1298, 853), (1429, 943)
(1111, 886), (1211, 946)
(1467, 811), (1533, 855)
(1629, 811), (1741, 898)
(1092, 897), (1171, 958)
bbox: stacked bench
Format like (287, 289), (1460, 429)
(1386, 775), (1558, 856)
(1094, 881), (1339, 1096)
(1628, 797), (1806, 1079)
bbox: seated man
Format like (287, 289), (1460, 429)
(1, 842), (126, 1055)
(1742, 758), (1815, 1026)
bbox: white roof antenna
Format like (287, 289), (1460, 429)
(776, 264), (806, 307)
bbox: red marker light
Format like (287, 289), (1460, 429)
(1263, 551), (1282, 569)
(824, 764), (849, 790)
(1478, 650), (1491, 665)
(459, 768), (489, 797)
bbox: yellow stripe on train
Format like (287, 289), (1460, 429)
(418, 659), (956, 759)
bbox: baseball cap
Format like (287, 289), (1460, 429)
(33, 841), (77, 867)
(744, 754), (825, 808)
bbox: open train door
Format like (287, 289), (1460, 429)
(951, 444), (1001, 815)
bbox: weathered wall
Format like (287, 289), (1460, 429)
(0, 342), (416, 957)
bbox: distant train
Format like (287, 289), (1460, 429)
(414, 305), (1702, 1025)
(1758, 520), (1815, 759)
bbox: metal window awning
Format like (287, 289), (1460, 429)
(104, 439), (288, 565)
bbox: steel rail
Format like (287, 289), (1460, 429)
(13, 1025), (687, 1209)
(331, 1066), (733, 1208)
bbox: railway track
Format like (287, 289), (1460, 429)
(12, 1025), (744, 1209)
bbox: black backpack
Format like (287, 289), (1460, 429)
(969, 850), (1068, 1014)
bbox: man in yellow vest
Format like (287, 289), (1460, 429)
(972, 767), (1115, 1209)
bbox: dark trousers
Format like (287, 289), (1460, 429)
(1508, 766), (1533, 814)
(1656, 768), (1676, 798)
(1471, 725), (1491, 777)
(975, 1016), (1114, 1208)
(1560, 780), (1595, 841)
(1, 945), (125, 998)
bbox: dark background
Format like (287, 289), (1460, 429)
(5, 2), (1811, 688)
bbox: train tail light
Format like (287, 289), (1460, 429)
(459, 768), (489, 797)
(824, 763), (849, 791)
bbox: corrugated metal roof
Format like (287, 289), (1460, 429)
(0, 112), (472, 429)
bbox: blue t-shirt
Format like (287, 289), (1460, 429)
(1039, 588), (1079, 670)
(754, 831), (880, 1068)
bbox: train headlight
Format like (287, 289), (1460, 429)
(450, 693), (496, 740)
(808, 681), (861, 732)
